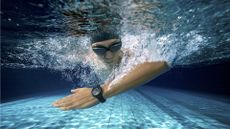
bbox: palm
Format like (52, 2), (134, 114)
(52, 88), (99, 110)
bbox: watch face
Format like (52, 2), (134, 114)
(92, 87), (101, 96)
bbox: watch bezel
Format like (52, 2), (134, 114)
(92, 87), (102, 96)
(91, 86), (106, 103)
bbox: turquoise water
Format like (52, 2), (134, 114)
(1, 0), (230, 128)
(1, 86), (229, 129)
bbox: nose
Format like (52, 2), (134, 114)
(104, 51), (113, 59)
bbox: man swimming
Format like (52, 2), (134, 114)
(52, 31), (170, 110)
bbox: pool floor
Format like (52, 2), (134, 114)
(1, 86), (230, 129)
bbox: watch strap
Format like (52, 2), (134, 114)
(97, 94), (106, 103)
(92, 86), (106, 103)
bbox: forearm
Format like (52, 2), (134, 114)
(102, 61), (170, 98)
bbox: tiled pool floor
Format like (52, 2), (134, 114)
(1, 86), (230, 129)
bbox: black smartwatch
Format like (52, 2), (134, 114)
(91, 86), (106, 103)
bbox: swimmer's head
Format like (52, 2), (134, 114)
(90, 31), (122, 64)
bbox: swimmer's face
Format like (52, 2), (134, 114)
(91, 39), (122, 64)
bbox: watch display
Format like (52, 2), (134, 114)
(91, 86), (106, 103)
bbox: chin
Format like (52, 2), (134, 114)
(104, 60), (113, 64)
(105, 61), (113, 63)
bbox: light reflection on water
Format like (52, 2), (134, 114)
(1, 0), (230, 84)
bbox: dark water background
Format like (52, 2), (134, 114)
(1, 0), (230, 103)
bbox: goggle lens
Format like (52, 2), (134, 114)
(92, 41), (122, 55)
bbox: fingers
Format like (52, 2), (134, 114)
(60, 96), (97, 110)
(56, 96), (81, 110)
(52, 94), (75, 107)
(52, 87), (96, 110)
(61, 99), (89, 110)
(60, 102), (80, 110)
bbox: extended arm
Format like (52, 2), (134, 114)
(103, 61), (170, 98)
(52, 61), (170, 110)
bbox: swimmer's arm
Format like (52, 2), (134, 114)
(52, 61), (169, 110)
(102, 61), (170, 98)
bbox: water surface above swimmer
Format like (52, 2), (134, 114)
(1, 0), (230, 85)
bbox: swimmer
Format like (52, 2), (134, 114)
(52, 32), (170, 110)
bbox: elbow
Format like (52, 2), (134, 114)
(147, 61), (171, 74)
(162, 61), (171, 71)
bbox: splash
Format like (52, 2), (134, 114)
(1, 0), (230, 85)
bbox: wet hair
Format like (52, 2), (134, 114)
(90, 31), (120, 44)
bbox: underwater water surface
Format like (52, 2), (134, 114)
(1, 86), (230, 129)
(2, 0), (230, 77)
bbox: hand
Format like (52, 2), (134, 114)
(52, 87), (99, 110)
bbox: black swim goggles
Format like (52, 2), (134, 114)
(92, 41), (122, 55)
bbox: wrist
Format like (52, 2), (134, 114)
(102, 84), (111, 99)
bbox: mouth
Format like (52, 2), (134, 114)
(105, 59), (113, 63)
